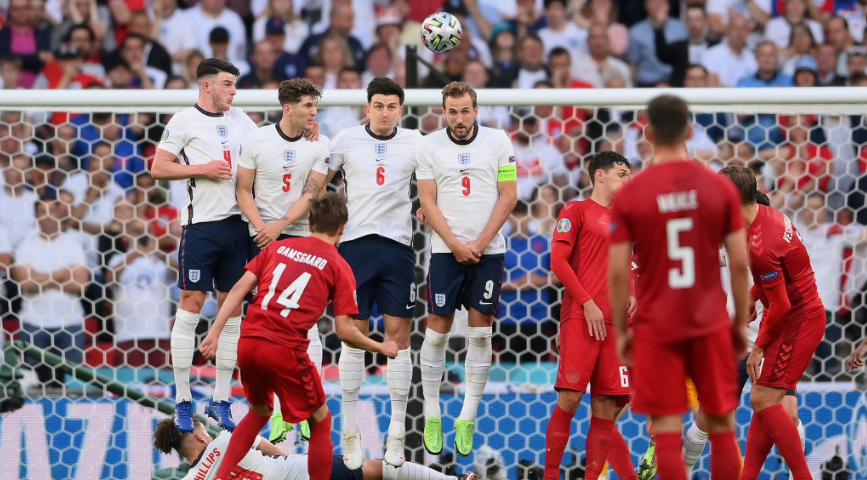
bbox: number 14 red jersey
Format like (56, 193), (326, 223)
(610, 161), (744, 342)
(243, 236), (359, 350)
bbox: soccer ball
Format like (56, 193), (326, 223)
(421, 12), (462, 53)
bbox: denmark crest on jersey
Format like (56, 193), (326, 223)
(459, 153), (471, 166)
(375, 143), (387, 156)
(216, 125), (229, 138)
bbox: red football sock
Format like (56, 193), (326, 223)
(585, 417), (615, 480)
(741, 414), (773, 480)
(654, 432), (687, 480)
(543, 405), (576, 480)
(308, 411), (334, 480)
(608, 428), (637, 480)
(213, 409), (270, 480)
(709, 432), (742, 480)
(757, 404), (811, 480)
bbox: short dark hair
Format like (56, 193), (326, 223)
(646, 94), (690, 146)
(512, 199), (530, 216)
(196, 58), (240, 79)
(153, 417), (204, 455)
(849, 71), (867, 84)
(544, 0), (566, 9)
(588, 151), (630, 185)
(209, 26), (230, 44)
(121, 33), (148, 48)
(367, 77), (405, 105)
(442, 81), (477, 109)
(34, 193), (56, 214)
(65, 23), (95, 42)
(685, 63), (709, 76)
(309, 192), (348, 235)
(277, 78), (322, 105)
(0, 53), (22, 68)
(548, 46), (570, 61)
(756, 191), (770, 206)
(719, 165), (757, 205)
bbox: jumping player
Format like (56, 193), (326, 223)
(543, 151), (637, 480)
(199, 193), (398, 480)
(416, 81), (518, 457)
(152, 58), (258, 432)
(608, 94), (751, 480)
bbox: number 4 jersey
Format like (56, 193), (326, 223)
(243, 236), (358, 350)
(610, 160), (744, 342)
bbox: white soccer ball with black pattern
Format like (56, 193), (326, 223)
(421, 12), (462, 53)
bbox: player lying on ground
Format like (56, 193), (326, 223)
(543, 151), (637, 480)
(153, 417), (475, 480)
(608, 94), (751, 480)
(199, 193), (398, 480)
(719, 166), (824, 480)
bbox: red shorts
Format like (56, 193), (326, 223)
(555, 320), (630, 401)
(757, 316), (824, 390)
(631, 327), (738, 417)
(237, 336), (326, 423)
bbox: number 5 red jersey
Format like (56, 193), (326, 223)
(243, 236), (359, 350)
(610, 160), (744, 342)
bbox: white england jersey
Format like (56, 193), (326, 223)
(158, 105), (258, 226)
(416, 125), (515, 255)
(238, 124), (331, 237)
(329, 125), (421, 246)
(182, 432), (313, 480)
(720, 249), (762, 349)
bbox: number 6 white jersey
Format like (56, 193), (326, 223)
(238, 124), (331, 237)
(329, 125), (421, 246)
(157, 105), (258, 226)
(415, 125), (515, 255)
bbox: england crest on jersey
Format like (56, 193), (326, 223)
(217, 125), (229, 139)
(375, 143), (387, 156)
(189, 270), (201, 283)
(284, 150), (296, 168)
(459, 153), (471, 166)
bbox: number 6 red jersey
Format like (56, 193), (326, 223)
(242, 236), (359, 350)
(610, 160), (744, 342)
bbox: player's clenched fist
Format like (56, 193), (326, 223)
(847, 340), (867, 371)
(199, 332), (219, 361)
(198, 159), (232, 180)
(450, 240), (480, 264)
(378, 340), (399, 359)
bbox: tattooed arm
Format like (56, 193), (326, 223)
(253, 171), (328, 248)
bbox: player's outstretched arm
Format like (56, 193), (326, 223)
(608, 241), (633, 364)
(723, 229), (752, 354)
(255, 436), (286, 456)
(236, 165), (266, 232)
(417, 178), (478, 264)
(334, 314), (398, 358)
(200, 271), (259, 359)
(469, 179), (518, 256)
(151, 148), (232, 181)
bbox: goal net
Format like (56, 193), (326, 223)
(0, 88), (865, 480)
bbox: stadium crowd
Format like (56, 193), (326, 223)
(1, 0), (867, 386)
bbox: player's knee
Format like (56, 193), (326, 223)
(589, 396), (619, 420)
(179, 290), (206, 313)
(749, 388), (779, 412)
(250, 403), (273, 418)
(557, 391), (583, 413)
(703, 413), (735, 433)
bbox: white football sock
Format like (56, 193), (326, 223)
(308, 324), (323, 375)
(683, 422), (709, 476)
(214, 315), (241, 402)
(458, 327), (492, 422)
(339, 343), (365, 433)
(387, 348), (412, 436)
(420, 329), (448, 419)
(272, 393), (282, 416)
(382, 460), (458, 480)
(171, 309), (200, 403)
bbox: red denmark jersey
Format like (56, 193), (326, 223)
(610, 160), (744, 342)
(243, 236), (358, 350)
(553, 199), (613, 324)
(747, 204), (825, 321)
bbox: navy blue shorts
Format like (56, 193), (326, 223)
(339, 235), (416, 319)
(427, 253), (505, 315)
(331, 454), (365, 478)
(737, 357), (797, 397)
(177, 216), (250, 292)
(248, 233), (297, 260)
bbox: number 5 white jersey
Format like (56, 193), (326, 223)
(238, 124), (331, 237)
(415, 125), (515, 255)
(158, 105), (258, 226)
(329, 125), (421, 246)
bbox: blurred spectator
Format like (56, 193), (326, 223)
(0, 0), (52, 89)
(319, 67), (364, 136)
(97, 197), (135, 270)
(435, 3), (493, 69)
(538, 0), (587, 62)
(62, 24), (106, 81)
(71, 112), (145, 189)
(186, 0), (247, 68)
(206, 26), (249, 77)
(123, 11), (173, 79)
(625, 0), (688, 87)
(304, 62), (326, 87)
(837, 0), (866, 44)
(736, 41), (792, 87)
(134, 172), (180, 253)
(313, 0), (377, 51)
(764, 0), (824, 48)
(1, 154), (38, 249)
(816, 43), (844, 86)
(113, 33), (167, 89)
(513, 116), (568, 200)
(826, 16), (855, 78)
(151, 0), (198, 72)
(844, 47), (867, 82)
(489, 27), (517, 82)
(573, 23), (632, 88)
(361, 43), (395, 86)
(706, 0), (771, 38)
(499, 33), (546, 88)
(764, 115), (832, 207)
(12, 196), (88, 389)
(62, 142), (126, 236)
(461, 60), (509, 127)
(53, 0), (110, 52)
(316, 33), (355, 89)
(238, 40), (281, 89)
(33, 42), (102, 90)
(496, 200), (554, 363)
(263, 18), (307, 80)
(164, 75), (188, 89)
(252, 0), (309, 55)
(0, 54), (23, 89)
(792, 55), (819, 86)
(530, 184), (562, 236)
(299, 2), (366, 70)
(574, 0), (629, 57)
(701, 14), (756, 87)
(106, 219), (175, 368)
(506, 0), (546, 40)
(780, 23), (817, 75)
(685, 5), (717, 64)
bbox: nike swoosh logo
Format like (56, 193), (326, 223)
(460, 169), (468, 173)
(406, 305), (415, 309)
(479, 301), (492, 305)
